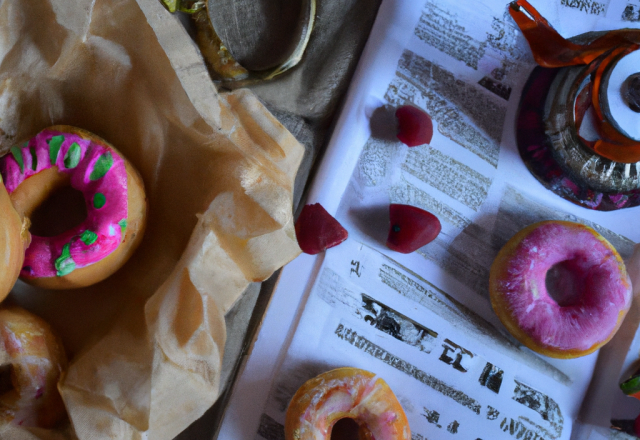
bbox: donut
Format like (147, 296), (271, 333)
(0, 126), (147, 289)
(285, 367), (411, 440)
(489, 220), (632, 358)
(0, 179), (27, 302)
(0, 306), (67, 428)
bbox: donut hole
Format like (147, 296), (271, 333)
(0, 363), (13, 395)
(331, 417), (361, 440)
(29, 185), (88, 237)
(545, 259), (586, 307)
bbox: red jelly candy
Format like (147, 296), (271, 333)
(295, 203), (348, 255)
(635, 413), (640, 437)
(386, 204), (441, 253)
(395, 105), (433, 147)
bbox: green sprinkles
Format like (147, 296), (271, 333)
(48, 135), (64, 165)
(89, 152), (113, 181)
(80, 230), (98, 245)
(29, 146), (37, 171)
(64, 142), (81, 169)
(118, 218), (127, 233)
(93, 192), (106, 209)
(10, 146), (24, 173)
(54, 243), (76, 277)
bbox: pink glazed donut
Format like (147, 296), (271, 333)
(490, 221), (632, 358)
(0, 126), (147, 289)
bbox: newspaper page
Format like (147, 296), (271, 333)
(333, 0), (640, 437)
(257, 240), (576, 440)
(219, 0), (640, 438)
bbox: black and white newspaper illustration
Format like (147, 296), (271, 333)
(256, 240), (575, 440)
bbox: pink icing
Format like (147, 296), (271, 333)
(497, 222), (632, 352)
(0, 129), (128, 278)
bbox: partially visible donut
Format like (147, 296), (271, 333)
(490, 220), (632, 358)
(285, 367), (411, 440)
(0, 178), (27, 302)
(0, 306), (67, 428)
(0, 126), (147, 289)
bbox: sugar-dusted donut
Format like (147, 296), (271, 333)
(490, 220), (632, 358)
(0, 306), (67, 428)
(285, 367), (411, 440)
(0, 178), (27, 302)
(0, 126), (147, 289)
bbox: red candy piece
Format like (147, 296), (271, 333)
(635, 413), (640, 437)
(395, 105), (433, 147)
(295, 203), (348, 255)
(386, 204), (441, 253)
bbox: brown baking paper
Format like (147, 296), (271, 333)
(0, 0), (303, 438)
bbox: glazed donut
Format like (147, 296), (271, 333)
(0, 179), (27, 302)
(0, 126), (147, 289)
(285, 367), (411, 440)
(490, 220), (632, 358)
(0, 306), (67, 428)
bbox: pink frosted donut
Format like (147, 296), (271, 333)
(490, 221), (632, 358)
(285, 367), (411, 440)
(0, 126), (147, 289)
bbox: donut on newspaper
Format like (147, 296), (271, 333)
(490, 220), (632, 358)
(0, 126), (147, 289)
(0, 306), (67, 428)
(285, 367), (411, 440)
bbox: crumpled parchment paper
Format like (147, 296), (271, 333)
(0, 0), (303, 438)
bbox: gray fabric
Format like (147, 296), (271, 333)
(242, 0), (382, 121)
(208, 0), (305, 70)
